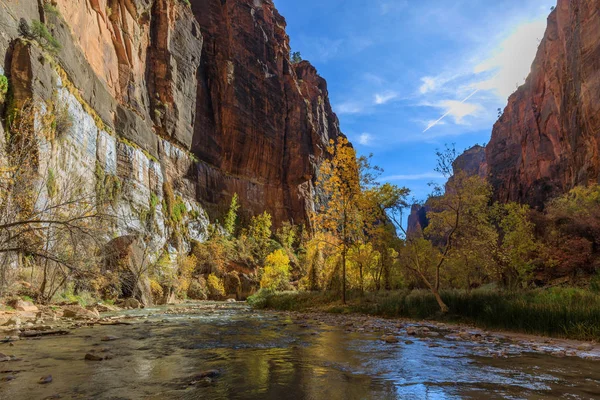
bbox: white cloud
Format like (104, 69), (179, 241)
(473, 19), (547, 99)
(374, 91), (398, 105)
(437, 99), (482, 124)
(383, 172), (445, 181)
(358, 133), (373, 146)
(336, 102), (364, 115)
(419, 76), (448, 94)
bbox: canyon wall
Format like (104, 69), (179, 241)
(487, 0), (600, 208)
(0, 0), (342, 241)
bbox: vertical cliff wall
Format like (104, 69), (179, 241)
(0, 0), (343, 234)
(487, 0), (600, 208)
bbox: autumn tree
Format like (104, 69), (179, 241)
(0, 101), (110, 300)
(312, 137), (363, 303)
(260, 249), (291, 291)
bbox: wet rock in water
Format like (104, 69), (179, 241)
(405, 340), (414, 345)
(577, 343), (594, 351)
(0, 352), (11, 362)
(406, 327), (417, 335)
(426, 331), (440, 337)
(84, 353), (105, 361)
(101, 335), (119, 342)
(123, 298), (141, 309)
(1, 375), (15, 382)
(381, 335), (399, 343)
(63, 306), (99, 320)
(39, 375), (53, 384)
(226, 298), (236, 303)
(195, 370), (221, 379)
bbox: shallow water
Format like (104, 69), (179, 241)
(1, 303), (599, 399)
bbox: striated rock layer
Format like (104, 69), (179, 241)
(487, 0), (600, 208)
(0, 0), (342, 230)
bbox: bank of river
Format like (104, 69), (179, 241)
(0, 302), (599, 399)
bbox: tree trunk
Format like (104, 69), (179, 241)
(342, 244), (347, 304)
(432, 287), (449, 314)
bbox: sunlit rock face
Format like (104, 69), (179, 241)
(487, 0), (600, 208)
(0, 0), (342, 229)
(190, 0), (343, 224)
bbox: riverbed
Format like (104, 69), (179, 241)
(1, 302), (599, 399)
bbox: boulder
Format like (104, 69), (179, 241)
(11, 300), (38, 313)
(122, 298), (141, 309)
(63, 306), (99, 320)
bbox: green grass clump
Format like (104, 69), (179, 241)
(254, 288), (600, 341)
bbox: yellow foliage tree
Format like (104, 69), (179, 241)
(313, 137), (363, 303)
(260, 249), (291, 291)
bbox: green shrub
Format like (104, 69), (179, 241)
(29, 20), (62, 54)
(255, 288), (600, 340)
(0, 75), (8, 103)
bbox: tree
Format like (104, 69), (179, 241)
(0, 101), (110, 300)
(290, 51), (302, 64)
(492, 202), (539, 289)
(313, 137), (362, 304)
(260, 249), (291, 290)
(224, 193), (239, 236)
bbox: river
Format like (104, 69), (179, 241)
(1, 302), (599, 399)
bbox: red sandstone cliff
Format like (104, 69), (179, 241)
(190, 0), (341, 224)
(0, 0), (342, 227)
(487, 0), (600, 208)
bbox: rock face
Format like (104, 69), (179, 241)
(191, 0), (341, 224)
(0, 0), (342, 238)
(487, 0), (600, 208)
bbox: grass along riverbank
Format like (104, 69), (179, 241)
(248, 288), (600, 341)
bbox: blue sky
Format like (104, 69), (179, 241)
(274, 0), (555, 202)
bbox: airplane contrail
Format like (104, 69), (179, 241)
(422, 88), (480, 133)
(423, 72), (500, 133)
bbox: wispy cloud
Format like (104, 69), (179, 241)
(422, 88), (482, 132)
(337, 102), (364, 115)
(383, 172), (445, 181)
(374, 91), (398, 105)
(358, 133), (373, 145)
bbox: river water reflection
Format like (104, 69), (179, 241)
(1, 303), (599, 399)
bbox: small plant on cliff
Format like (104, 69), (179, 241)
(0, 75), (8, 104)
(224, 193), (240, 236)
(43, 3), (60, 18)
(28, 20), (62, 55)
(290, 51), (303, 64)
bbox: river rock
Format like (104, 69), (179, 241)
(123, 298), (141, 309)
(195, 370), (220, 379)
(101, 336), (119, 342)
(577, 343), (594, 351)
(3, 316), (21, 327)
(84, 353), (105, 361)
(63, 306), (99, 320)
(39, 375), (53, 384)
(381, 335), (399, 343)
(12, 300), (39, 313)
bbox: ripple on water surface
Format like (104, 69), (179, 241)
(0, 303), (599, 399)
